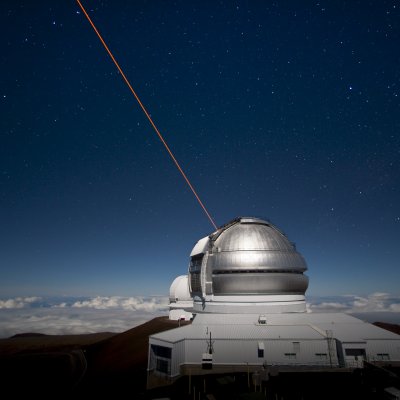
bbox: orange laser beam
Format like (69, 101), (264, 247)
(76, 0), (218, 230)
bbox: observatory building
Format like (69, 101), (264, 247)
(148, 217), (400, 387)
(168, 274), (193, 321)
(188, 217), (308, 314)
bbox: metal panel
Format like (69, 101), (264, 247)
(365, 340), (400, 361)
(208, 250), (307, 272)
(182, 338), (336, 367)
(171, 340), (185, 377)
(213, 222), (293, 251)
(212, 273), (308, 295)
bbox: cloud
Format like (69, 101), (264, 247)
(0, 308), (164, 338)
(307, 302), (349, 312)
(389, 304), (400, 312)
(0, 295), (169, 338)
(1, 293), (399, 339)
(307, 292), (400, 315)
(71, 296), (169, 311)
(54, 302), (67, 308)
(0, 296), (41, 309)
(71, 296), (121, 309)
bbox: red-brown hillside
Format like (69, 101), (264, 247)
(85, 316), (188, 375)
(373, 321), (400, 335)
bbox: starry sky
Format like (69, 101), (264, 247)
(1, 1), (399, 299)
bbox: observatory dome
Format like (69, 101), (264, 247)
(168, 275), (193, 320)
(169, 275), (191, 303)
(188, 217), (309, 313)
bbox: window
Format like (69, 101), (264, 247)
(315, 353), (328, 360)
(189, 255), (203, 271)
(258, 342), (265, 358)
(156, 359), (170, 374)
(151, 345), (172, 375)
(345, 348), (365, 357)
(284, 353), (297, 359)
(151, 344), (172, 359)
(189, 255), (203, 292)
(376, 353), (390, 361)
(190, 272), (201, 292)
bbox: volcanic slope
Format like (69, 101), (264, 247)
(0, 316), (187, 397)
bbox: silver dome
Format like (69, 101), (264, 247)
(189, 217), (309, 296)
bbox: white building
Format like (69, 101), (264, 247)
(150, 217), (400, 385)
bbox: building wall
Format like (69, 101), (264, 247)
(334, 339), (400, 367)
(149, 335), (400, 379)
(365, 339), (400, 361)
(171, 340), (185, 376)
(182, 338), (336, 367)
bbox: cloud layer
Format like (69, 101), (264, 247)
(0, 296), (169, 338)
(0, 296), (41, 309)
(0, 293), (399, 338)
(307, 292), (400, 314)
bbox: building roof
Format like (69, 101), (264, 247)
(150, 312), (400, 344)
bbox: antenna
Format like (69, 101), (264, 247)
(207, 331), (214, 355)
(202, 330), (214, 369)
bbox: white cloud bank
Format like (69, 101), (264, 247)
(307, 292), (400, 314)
(70, 296), (168, 312)
(0, 295), (169, 338)
(0, 293), (399, 338)
(0, 296), (41, 309)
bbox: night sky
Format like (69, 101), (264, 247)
(1, 1), (399, 299)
